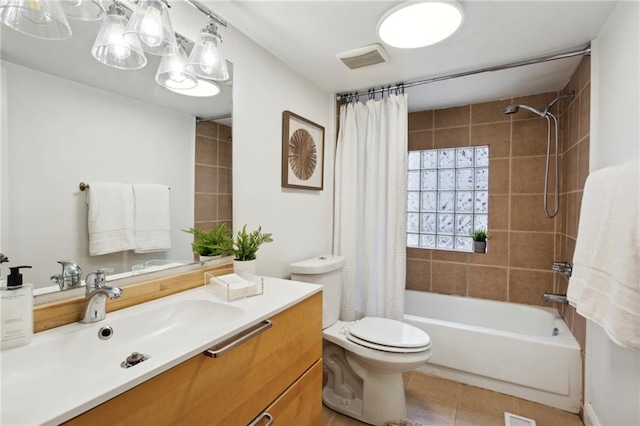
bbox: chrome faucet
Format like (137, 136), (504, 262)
(552, 261), (572, 277)
(542, 292), (568, 304)
(79, 268), (122, 324)
(51, 260), (83, 291)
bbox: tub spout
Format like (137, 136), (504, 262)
(542, 292), (568, 304)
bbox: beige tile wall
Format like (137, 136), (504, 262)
(406, 56), (591, 354)
(557, 56), (590, 351)
(407, 92), (561, 306)
(194, 121), (233, 236)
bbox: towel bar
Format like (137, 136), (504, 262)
(79, 182), (170, 191)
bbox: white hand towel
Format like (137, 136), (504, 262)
(567, 159), (640, 353)
(133, 184), (171, 253)
(87, 183), (136, 256)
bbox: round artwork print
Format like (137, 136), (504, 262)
(288, 128), (317, 180)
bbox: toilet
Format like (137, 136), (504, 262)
(290, 255), (432, 426)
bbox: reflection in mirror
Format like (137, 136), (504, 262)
(0, 10), (232, 296)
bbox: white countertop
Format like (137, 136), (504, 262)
(0, 276), (321, 426)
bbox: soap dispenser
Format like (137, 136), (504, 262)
(1, 265), (34, 350)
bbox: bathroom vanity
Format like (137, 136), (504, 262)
(0, 272), (322, 425)
(68, 292), (322, 425)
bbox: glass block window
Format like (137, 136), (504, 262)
(407, 146), (489, 252)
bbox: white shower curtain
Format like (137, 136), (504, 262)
(333, 94), (408, 321)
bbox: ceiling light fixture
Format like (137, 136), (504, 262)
(123, 0), (178, 56)
(60, 0), (106, 22)
(186, 20), (229, 81)
(0, 0), (72, 40)
(377, 0), (464, 49)
(156, 38), (198, 90)
(91, 2), (147, 70)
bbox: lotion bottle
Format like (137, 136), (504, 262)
(1, 265), (34, 350)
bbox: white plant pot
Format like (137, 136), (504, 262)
(199, 254), (222, 263)
(234, 259), (257, 275)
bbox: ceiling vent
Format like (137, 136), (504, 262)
(337, 44), (389, 70)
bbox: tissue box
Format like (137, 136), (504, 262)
(205, 271), (264, 301)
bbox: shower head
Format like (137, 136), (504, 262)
(504, 105), (519, 114)
(503, 104), (546, 117)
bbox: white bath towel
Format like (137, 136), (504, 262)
(133, 184), (171, 253)
(567, 159), (640, 353)
(87, 183), (136, 256)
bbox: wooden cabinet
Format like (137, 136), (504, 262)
(250, 360), (323, 426)
(67, 292), (322, 426)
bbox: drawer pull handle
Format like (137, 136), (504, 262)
(248, 412), (273, 426)
(205, 320), (273, 358)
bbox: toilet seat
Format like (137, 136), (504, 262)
(346, 317), (431, 353)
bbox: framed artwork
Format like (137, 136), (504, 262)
(282, 110), (325, 190)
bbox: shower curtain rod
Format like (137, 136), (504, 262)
(336, 45), (591, 101)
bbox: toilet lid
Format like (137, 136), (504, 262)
(346, 317), (431, 353)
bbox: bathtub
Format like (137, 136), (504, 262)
(403, 290), (581, 413)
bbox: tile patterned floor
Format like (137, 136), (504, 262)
(321, 371), (584, 426)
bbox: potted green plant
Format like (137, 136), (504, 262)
(182, 223), (233, 261)
(232, 225), (273, 274)
(471, 229), (488, 254)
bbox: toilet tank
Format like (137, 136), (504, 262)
(290, 255), (344, 329)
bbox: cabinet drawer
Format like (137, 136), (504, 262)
(251, 359), (323, 426)
(67, 292), (322, 425)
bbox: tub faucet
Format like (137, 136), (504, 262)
(542, 292), (568, 304)
(79, 268), (122, 324)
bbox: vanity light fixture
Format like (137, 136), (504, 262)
(123, 0), (178, 56)
(186, 19), (229, 81)
(60, 0), (106, 22)
(156, 38), (198, 90)
(0, 0), (72, 40)
(166, 78), (221, 98)
(92, 2), (147, 70)
(377, 0), (464, 49)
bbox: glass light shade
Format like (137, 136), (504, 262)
(123, 0), (177, 56)
(186, 30), (229, 81)
(0, 0), (72, 40)
(60, 0), (105, 22)
(156, 44), (198, 90)
(167, 78), (220, 97)
(377, 1), (464, 48)
(92, 5), (147, 70)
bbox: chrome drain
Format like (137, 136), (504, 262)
(98, 326), (113, 340)
(121, 351), (149, 369)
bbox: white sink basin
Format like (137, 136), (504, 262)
(1, 297), (243, 425)
(3, 299), (243, 371)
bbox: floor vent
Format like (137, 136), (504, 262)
(337, 44), (389, 70)
(504, 412), (537, 426)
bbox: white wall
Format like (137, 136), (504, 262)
(1, 62), (195, 287)
(228, 27), (335, 278)
(170, 7), (336, 279)
(586, 2), (640, 425)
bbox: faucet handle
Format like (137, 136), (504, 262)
(54, 260), (83, 290)
(85, 268), (114, 292)
(552, 261), (572, 274)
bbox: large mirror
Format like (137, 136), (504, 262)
(0, 15), (232, 293)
